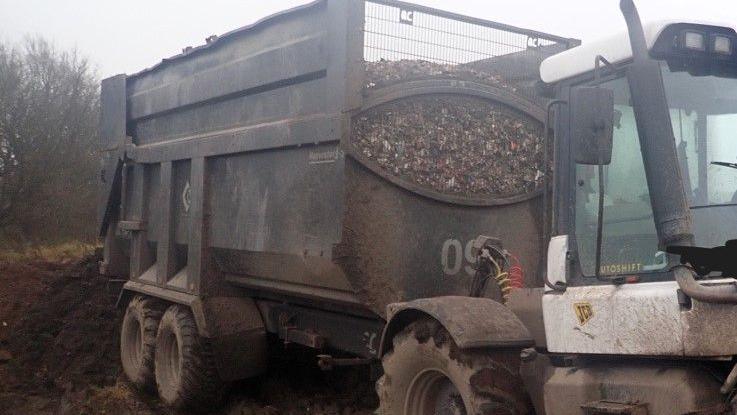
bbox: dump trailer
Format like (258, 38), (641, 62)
(99, 0), (575, 409)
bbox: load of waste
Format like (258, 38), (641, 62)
(354, 59), (545, 197)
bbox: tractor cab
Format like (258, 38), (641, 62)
(540, 16), (737, 356)
(508, 7), (737, 414)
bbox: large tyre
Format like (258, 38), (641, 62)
(154, 305), (223, 410)
(377, 319), (531, 415)
(120, 295), (163, 391)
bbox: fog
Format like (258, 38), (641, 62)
(0, 0), (734, 78)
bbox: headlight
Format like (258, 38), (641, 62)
(713, 35), (732, 55)
(683, 30), (706, 51)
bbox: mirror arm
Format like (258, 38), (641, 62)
(594, 55), (619, 82)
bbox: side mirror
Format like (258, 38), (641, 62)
(571, 87), (615, 165)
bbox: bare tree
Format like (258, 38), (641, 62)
(0, 38), (100, 245)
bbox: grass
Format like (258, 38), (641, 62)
(0, 241), (99, 263)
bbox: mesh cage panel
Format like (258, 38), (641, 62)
(363, 0), (576, 87)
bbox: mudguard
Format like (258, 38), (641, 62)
(190, 296), (268, 381)
(379, 296), (533, 357)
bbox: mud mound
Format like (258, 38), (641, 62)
(0, 255), (378, 414)
(0, 254), (124, 413)
(61, 380), (166, 415)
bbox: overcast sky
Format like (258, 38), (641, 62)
(0, 0), (735, 78)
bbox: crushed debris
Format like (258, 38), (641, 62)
(355, 60), (545, 197)
(352, 92), (544, 197)
(364, 59), (517, 91)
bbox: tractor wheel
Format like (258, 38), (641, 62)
(154, 305), (224, 410)
(120, 295), (163, 391)
(377, 318), (531, 415)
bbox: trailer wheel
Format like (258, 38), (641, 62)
(154, 305), (223, 410)
(377, 318), (531, 415)
(120, 295), (163, 391)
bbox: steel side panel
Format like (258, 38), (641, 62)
(207, 144), (343, 254)
(205, 143), (350, 293)
(543, 282), (684, 355)
(543, 280), (737, 356)
(132, 78), (328, 146)
(127, 3), (326, 95)
(128, 35), (327, 121)
(131, 115), (340, 164)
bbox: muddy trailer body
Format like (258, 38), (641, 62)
(100, 0), (574, 365)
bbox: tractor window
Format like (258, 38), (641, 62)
(705, 114), (737, 205)
(574, 66), (737, 278)
(574, 76), (664, 277)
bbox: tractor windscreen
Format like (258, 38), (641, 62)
(575, 65), (737, 278)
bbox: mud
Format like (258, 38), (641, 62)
(0, 256), (122, 414)
(0, 255), (377, 414)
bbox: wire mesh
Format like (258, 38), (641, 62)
(364, 0), (573, 73)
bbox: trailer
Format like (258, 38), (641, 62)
(98, 0), (578, 410)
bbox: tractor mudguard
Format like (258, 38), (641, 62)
(379, 296), (534, 357)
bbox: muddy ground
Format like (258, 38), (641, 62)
(0, 255), (378, 414)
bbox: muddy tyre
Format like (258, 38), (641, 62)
(154, 305), (223, 410)
(377, 319), (531, 415)
(120, 295), (163, 391)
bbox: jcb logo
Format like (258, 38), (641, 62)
(573, 302), (594, 326)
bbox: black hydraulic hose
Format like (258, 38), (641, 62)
(673, 265), (737, 304)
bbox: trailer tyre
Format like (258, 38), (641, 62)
(377, 318), (531, 415)
(120, 295), (163, 391)
(154, 305), (223, 410)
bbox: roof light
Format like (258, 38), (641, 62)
(683, 30), (706, 51)
(713, 35), (732, 55)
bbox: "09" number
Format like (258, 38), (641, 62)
(441, 239), (476, 277)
